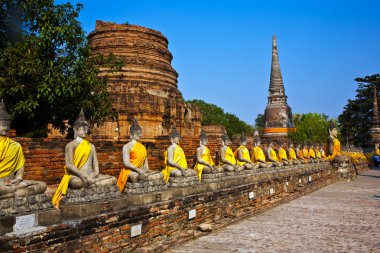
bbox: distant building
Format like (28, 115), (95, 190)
(263, 35), (296, 141)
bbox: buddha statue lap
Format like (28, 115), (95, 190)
(0, 100), (46, 200)
(52, 110), (116, 208)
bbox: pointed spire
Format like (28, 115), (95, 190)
(269, 34), (285, 95)
(373, 86), (380, 125)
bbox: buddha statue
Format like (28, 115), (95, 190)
(295, 143), (308, 163)
(267, 140), (283, 167)
(194, 130), (223, 181)
(234, 134), (258, 170)
(251, 136), (273, 168)
(287, 142), (300, 164)
(220, 132), (243, 172)
(326, 121), (349, 163)
(0, 100), (47, 199)
(277, 141), (292, 165)
(319, 143), (327, 159)
(162, 126), (195, 183)
(309, 143), (321, 162)
(117, 119), (163, 192)
(52, 110), (116, 208)
(372, 143), (380, 167)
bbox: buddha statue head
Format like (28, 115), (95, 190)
(328, 121), (338, 139)
(222, 131), (231, 146)
(130, 118), (142, 141)
(254, 135), (261, 147)
(200, 129), (208, 146)
(73, 109), (90, 138)
(289, 141), (294, 149)
(240, 133), (247, 145)
(171, 126), (181, 144)
(268, 139), (274, 148)
(0, 100), (11, 136)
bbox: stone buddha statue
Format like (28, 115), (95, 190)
(252, 136), (273, 168)
(278, 141), (292, 165)
(52, 110), (116, 208)
(194, 130), (223, 181)
(287, 142), (300, 164)
(162, 126), (195, 183)
(117, 118), (163, 192)
(308, 143), (320, 162)
(234, 134), (258, 170)
(0, 100), (47, 199)
(219, 132), (243, 172)
(295, 143), (308, 163)
(326, 121), (349, 163)
(267, 140), (283, 167)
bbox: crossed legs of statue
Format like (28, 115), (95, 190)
(128, 170), (163, 183)
(69, 174), (116, 189)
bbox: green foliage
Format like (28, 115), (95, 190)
(186, 99), (254, 137)
(0, 0), (123, 137)
(338, 74), (380, 147)
(288, 113), (333, 143)
(254, 113), (265, 134)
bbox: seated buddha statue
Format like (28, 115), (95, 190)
(295, 143), (308, 164)
(287, 142), (300, 164)
(326, 121), (349, 163)
(0, 100), (46, 199)
(266, 140), (283, 167)
(309, 143), (321, 162)
(194, 130), (223, 181)
(234, 134), (258, 170)
(278, 141), (292, 165)
(319, 143), (327, 159)
(52, 110), (116, 208)
(162, 126), (196, 183)
(117, 119), (163, 192)
(251, 136), (273, 168)
(219, 132), (244, 172)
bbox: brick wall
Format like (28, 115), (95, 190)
(0, 164), (347, 252)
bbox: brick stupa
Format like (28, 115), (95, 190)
(369, 86), (380, 144)
(87, 21), (201, 141)
(262, 35), (295, 140)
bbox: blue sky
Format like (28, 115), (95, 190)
(56, 0), (380, 125)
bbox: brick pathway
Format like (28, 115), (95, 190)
(168, 168), (380, 253)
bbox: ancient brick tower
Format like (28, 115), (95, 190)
(262, 35), (295, 140)
(87, 21), (201, 141)
(369, 86), (380, 144)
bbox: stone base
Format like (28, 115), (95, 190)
(0, 193), (53, 216)
(168, 175), (200, 187)
(124, 180), (167, 194)
(61, 185), (119, 204)
(202, 173), (225, 183)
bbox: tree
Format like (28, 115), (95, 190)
(186, 99), (254, 136)
(254, 113), (265, 134)
(338, 74), (380, 147)
(288, 113), (332, 143)
(0, 0), (122, 137)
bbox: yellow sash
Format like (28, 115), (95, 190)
(117, 142), (147, 192)
(309, 149), (316, 158)
(219, 146), (236, 166)
(194, 146), (214, 181)
(329, 138), (341, 160)
(316, 150), (321, 158)
(52, 139), (91, 208)
(269, 148), (278, 162)
(0, 137), (25, 179)
(288, 148), (297, 160)
(375, 148), (380, 156)
(252, 146), (266, 163)
(162, 145), (187, 183)
(303, 148), (310, 158)
(234, 145), (250, 166)
(278, 147), (287, 161)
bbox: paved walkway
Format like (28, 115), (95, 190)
(168, 168), (380, 253)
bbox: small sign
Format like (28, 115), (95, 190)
(269, 188), (274, 195)
(308, 176), (312, 182)
(286, 182), (289, 186)
(188, 209), (196, 220)
(14, 214), (35, 231)
(130, 224), (142, 237)
(298, 178), (302, 184)
(248, 191), (255, 199)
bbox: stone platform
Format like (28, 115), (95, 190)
(0, 161), (361, 252)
